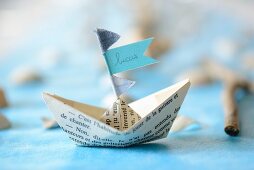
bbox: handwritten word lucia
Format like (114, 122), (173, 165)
(114, 52), (138, 66)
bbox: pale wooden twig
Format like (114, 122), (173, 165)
(0, 114), (11, 130)
(223, 82), (239, 136)
(203, 59), (254, 136)
(134, 0), (171, 58)
(0, 88), (8, 108)
(41, 117), (59, 129)
(203, 59), (245, 82)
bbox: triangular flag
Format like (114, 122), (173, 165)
(104, 38), (158, 75)
(95, 28), (120, 52)
(111, 75), (135, 97)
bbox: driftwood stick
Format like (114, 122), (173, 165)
(203, 59), (244, 82)
(134, 0), (171, 58)
(0, 88), (8, 108)
(41, 117), (59, 129)
(203, 59), (254, 136)
(223, 82), (239, 136)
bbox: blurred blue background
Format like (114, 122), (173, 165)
(0, 0), (254, 169)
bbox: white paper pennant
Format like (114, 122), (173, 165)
(111, 75), (135, 97)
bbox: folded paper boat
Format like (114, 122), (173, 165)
(43, 79), (190, 147)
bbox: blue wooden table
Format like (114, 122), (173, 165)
(1, 5), (254, 170)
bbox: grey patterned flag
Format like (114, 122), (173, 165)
(111, 75), (135, 97)
(95, 28), (120, 52)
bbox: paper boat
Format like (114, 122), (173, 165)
(43, 79), (190, 147)
(43, 28), (190, 147)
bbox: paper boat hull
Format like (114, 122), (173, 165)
(43, 79), (190, 147)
